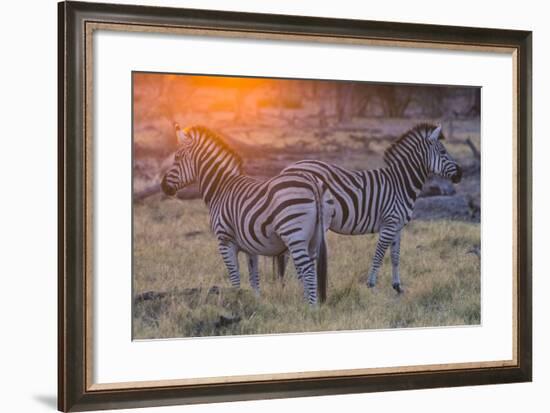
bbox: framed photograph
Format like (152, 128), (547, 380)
(58, 1), (532, 411)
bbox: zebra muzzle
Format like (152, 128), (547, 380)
(161, 176), (177, 196)
(451, 166), (462, 183)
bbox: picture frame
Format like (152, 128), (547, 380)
(58, 1), (532, 411)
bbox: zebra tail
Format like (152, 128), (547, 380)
(312, 179), (328, 304)
(318, 232), (328, 303)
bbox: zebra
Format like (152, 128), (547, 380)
(276, 123), (462, 294)
(161, 124), (333, 304)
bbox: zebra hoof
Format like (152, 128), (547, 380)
(392, 283), (404, 294)
(366, 280), (376, 288)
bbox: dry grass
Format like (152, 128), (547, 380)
(133, 196), (480, 339)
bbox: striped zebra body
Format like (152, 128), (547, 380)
(161, 125), (332, 304)
(281, 123), (462, 293)
(285, 163), (394, 235)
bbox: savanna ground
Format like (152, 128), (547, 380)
(132, 74), (481, 339)
(133, 198), (480, 339)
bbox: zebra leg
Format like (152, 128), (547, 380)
(277, 253), (289, 279)
(390, 231), (404, 294)
(279, 238), (317, 305)
(366, 225), (397, 288)
(272, 253), (288, 281)
(247, 253), (260, 295)
(293, 253), (318, 305)
(218, 242), (241, 288)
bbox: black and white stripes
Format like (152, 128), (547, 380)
(281, 123), (462, 293)
(161, 122), (460, 303)
(161, 125), (332, 304)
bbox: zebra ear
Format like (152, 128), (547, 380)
(174, 122), (189, 145)
(428, 125), (442, 142)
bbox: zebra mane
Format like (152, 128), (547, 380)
(383, 123), (445, 165)
(187, 125), (243, 171)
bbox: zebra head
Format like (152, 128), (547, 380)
(425, 125), (462, 183)
(161, 123), (197, 196)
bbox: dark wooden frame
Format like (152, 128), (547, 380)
(58, 1), (532, 411)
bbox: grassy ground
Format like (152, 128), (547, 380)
(133, 196), (481, 339)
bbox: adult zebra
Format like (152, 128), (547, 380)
(161, 124), (333, 304)
(276, 123), (462, 294)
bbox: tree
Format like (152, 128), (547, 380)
(373, 85), (413, 118)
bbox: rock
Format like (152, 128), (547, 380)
(134, 291), (167, 304)
(134, 285), (222, 306)
(214, 314), (242, 329)
(420, 177), (456, 197)
(184, 231), (204, 238)
(413, 195), (472, 221)
(467, 196), (481, 220)
(208, 286), (221, 295)
(467, 245), (481, 258)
